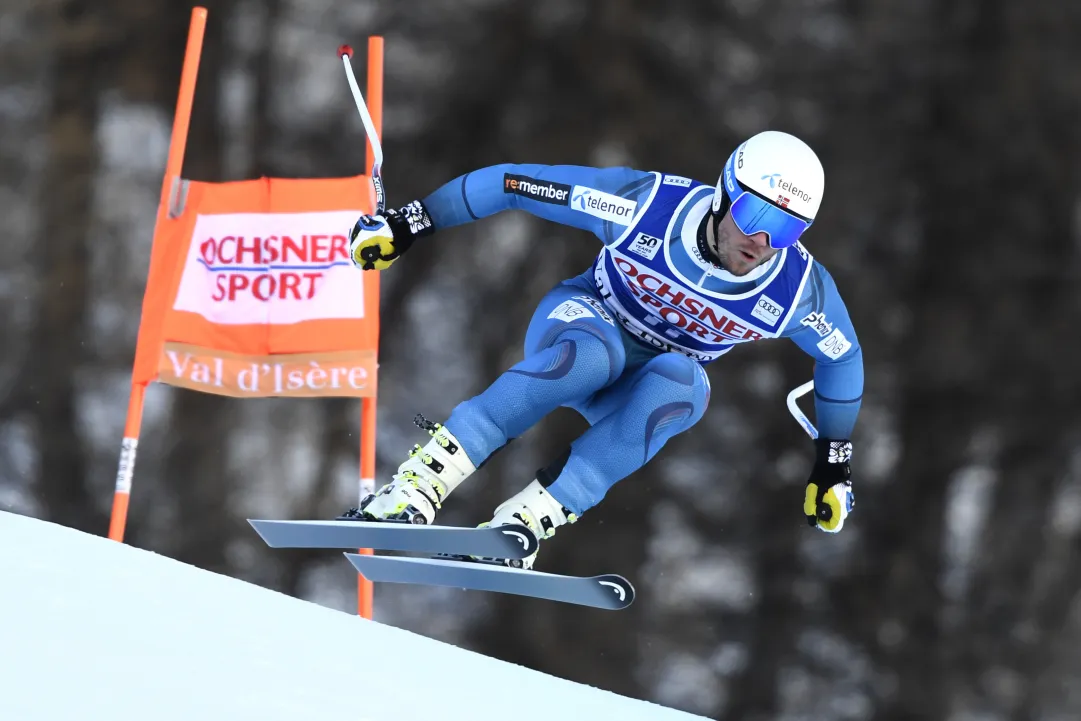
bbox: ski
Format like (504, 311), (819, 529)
(247, 519), (539, 560)
(343, 553), (635, 611)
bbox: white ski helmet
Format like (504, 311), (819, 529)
(712, 130), (825, 249)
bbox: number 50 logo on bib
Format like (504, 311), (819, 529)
(628, 232), (662, 261)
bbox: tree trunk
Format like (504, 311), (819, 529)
(29, 0), (113, 533)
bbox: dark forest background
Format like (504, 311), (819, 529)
(3, 1), (1081, 719)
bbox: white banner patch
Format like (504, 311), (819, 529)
(547, 300), (594, 323)
(817, 328), (852, 359)
(571, 295), (614, 325)
(800, 311), (833, 338)
(751, 294), (783, 326)
(173, 211), (365, 325)
(662, 175), (692, 187)
(571, 186), (637, 225)
(627, 232), (663, 261)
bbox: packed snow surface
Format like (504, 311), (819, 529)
(0, 511), (705, 721)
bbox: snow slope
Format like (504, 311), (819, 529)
(0, 511), (705, 721)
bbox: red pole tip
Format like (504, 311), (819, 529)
(338, 44), (354, 58)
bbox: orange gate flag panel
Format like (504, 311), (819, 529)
(131, 175), (378, 398)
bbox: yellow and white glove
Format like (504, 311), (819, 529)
(804, 439), (854, 533)
(349, 199), (434, 270)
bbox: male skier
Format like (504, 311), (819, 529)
(343, 130), (863, 568)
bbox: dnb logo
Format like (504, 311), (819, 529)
(174, 211), (367, 325)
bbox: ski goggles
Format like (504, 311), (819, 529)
(720, 156), (812, 249)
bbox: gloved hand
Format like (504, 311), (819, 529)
(349, 199), (434, 270)
(804, 438), (854, 533)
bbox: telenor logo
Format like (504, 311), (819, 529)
(762, 173), (812, 202)
(570, 185), (637, 225)
(503, 174), (571, 205)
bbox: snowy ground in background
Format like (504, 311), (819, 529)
(0, 511), (706, 721)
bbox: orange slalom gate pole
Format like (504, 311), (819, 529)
(108, 7), (207, 542)
(358, 397), (377, 619)
(108, 384), (146, 541)
(356, 35), (384, 618)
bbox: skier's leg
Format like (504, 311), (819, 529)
(547, 351), (710, 513)
(443, 284), (626, 463)
(486, 351), (711, 567)
(354, 280), (626, 524)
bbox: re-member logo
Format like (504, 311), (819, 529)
(503, 174), (571, 205)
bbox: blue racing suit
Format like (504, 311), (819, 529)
(418, 164), (863, 516)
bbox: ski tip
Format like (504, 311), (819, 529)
(595, 574), (635, 610)
(494, 525), (539, 558)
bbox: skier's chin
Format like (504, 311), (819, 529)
(718, 253), (756, 276)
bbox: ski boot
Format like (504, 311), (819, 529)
(478, 480), (577, 569)
(340, 415), (476, 525)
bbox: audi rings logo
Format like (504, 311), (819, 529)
(757, 298), (781, 317)
(751, 294), (783, 327)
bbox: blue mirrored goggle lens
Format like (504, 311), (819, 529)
(729, 191), (811, 249)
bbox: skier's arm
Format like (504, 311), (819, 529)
(347, 163), (655, 270)
(422, 163), (655, 244)
(783, 262), (862, 535)
(782, 262), (864, 440)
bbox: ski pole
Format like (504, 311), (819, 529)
(339, 44), (385, 214)
(786, 380), (818, 440)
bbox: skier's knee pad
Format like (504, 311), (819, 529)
(637, 352), (711, 428)
(544, 325), (625, 389)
